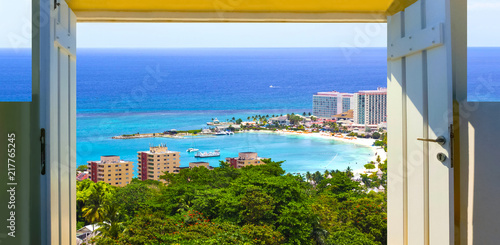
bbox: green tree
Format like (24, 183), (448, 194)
(337, 195), (387, 244)
(311, 194), (338, 242)
(82, 182), (115, 228)
(114, 180), (161, 218)
(77, 165), (88, 172)
(289, 114), (304, 125)
(346, 166), (354, 178)
(305, 171), (312, 182)
(327, 228), (379, 245)
(79, 159), (387, 245)
(312, 171), (324, 185)
(277, 202), (315, 244)
(240, 187), (276, 225)
(96, 198), (125, 239)
(318, 172), (361, 198)
(323, 170), (331, 178)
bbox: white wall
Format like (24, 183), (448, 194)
(467, 102), (500, 244)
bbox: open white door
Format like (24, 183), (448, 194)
(39, 0), (77, 244)
(387, 0), (465, 244)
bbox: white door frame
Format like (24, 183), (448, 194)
(37, 0), (77, 244)
(32, 0), (467, 244)
(387, 0), (467, 244)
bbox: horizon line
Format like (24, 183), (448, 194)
(1, 46), (499, 49)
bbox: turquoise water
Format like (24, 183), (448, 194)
(3, 47), (499, 174)
(70, 48), (390, 174)
(77, 110), (375, 175)
(3, 48), (402, 174)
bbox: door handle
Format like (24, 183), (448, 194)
(417, 136), (446, 146)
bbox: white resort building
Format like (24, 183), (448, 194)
(353, 87), (387, 125)
(313, 88), (387, 131)
(312, 91), (354, 118)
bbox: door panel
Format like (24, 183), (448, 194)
(39, 0), (77, 244)
(387, 0), (455, 244)
(387, 11), (405, 245)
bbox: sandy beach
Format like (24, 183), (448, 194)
(241, 130), (387, 175)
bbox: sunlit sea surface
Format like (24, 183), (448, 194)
(1, 48), (499, 174)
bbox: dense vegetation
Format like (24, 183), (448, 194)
(78, 160), (387, 245)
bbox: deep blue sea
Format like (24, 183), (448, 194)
(1, 48), (499, 174)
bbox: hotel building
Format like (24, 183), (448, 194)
(313, 91), (354, 119)
(137, 144), (180, 182)
(179, 161), (215, 170)
(188, 162), (214, 169)
(87, 155), (134, 187)
(226, 152), (268, 169)
(353, 87), (387, 125)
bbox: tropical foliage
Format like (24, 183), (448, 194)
(78, 159), (387, 245)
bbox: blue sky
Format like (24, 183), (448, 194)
(1, 0), (498, 48)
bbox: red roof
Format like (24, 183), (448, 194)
(77, 172), (89, 181)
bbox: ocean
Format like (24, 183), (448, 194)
(1, 48), (499, 174)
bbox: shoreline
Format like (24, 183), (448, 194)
(110, 128), (387, 176)
(241, 130), (387, 174)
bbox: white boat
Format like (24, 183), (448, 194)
(215, 131), (234, 136)
(195, 149), (220, 158)
(186, 148), (199, 152)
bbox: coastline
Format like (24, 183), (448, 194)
(109, 127), (386, 175)
(240, 130), (387, 174)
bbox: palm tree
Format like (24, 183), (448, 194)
(361, 174), (372, 188)
(97, 200), (124, 239)
(305, 171), (312, 182)
(323, 170), (330, 178)
(247, 116), (250, 121)
(376, 155), (381, 163)
(313, 171), (324, 184)
(346, 166), (354, 178)
(82, 183), (109, 230)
